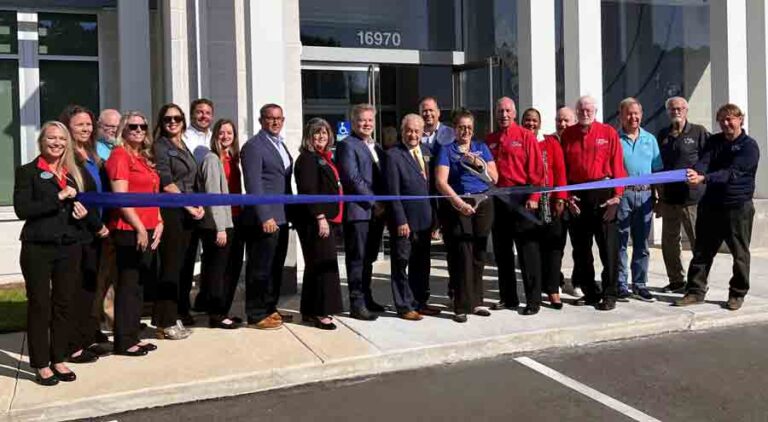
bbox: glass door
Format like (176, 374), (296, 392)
(0, 60), (19, 205)
(452, 56), (502, 139)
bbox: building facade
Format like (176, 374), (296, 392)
(0, 0), (765, 281)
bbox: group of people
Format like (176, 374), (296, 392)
(14, 92), (759, 386)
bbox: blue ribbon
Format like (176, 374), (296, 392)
(76, 169), (688, 208)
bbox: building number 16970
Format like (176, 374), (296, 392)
(356, 30), (402, 47)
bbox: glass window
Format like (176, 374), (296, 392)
(0, 60), (19, 205)
(602, 0), (710, 134)
(0, 11), (17, 54)
(38, 13), (98, 56)
(39, 61), (100, 122)
(299, 0), (457, 50)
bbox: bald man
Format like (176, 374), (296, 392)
(554, 107), (576, 140)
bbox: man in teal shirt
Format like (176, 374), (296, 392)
(617, 98), (662, 302)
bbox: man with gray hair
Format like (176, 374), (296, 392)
(96, 108), (121, 161)
(656, 97), (709, 293)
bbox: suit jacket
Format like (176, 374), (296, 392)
(385, 144), (433, 232)
(198, 151), (234, 231)
(294, 150), (341, 222)
(240, 129), (294, 226)
(153, 136), (198, 193)
(335, 133), (385, 222)
(14, 158), (103, 244)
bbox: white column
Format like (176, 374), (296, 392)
(17, 12), (40, 163)
(709, 0), (748, 131)
(747, 1), (768, 198)
(563, 0), (604, 120)
(117, 0), (152, 116)
(517, 0), (557, 134)
(161, 0), (191, 114)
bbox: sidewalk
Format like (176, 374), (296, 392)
(3, 246), (768, 422)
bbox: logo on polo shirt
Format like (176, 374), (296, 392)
(683, 137), (695, 145)
(508, 140), (523, 148)
(596, 138), (609, 146)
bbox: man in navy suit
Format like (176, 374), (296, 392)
(385, 114), (441, 320)
(240, 103), (293, 330)
(336, 103), (386, 320)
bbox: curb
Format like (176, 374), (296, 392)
(5, 305), (768, 422)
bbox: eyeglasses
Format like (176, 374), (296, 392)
(162, 115), (184, 124)
(262, 116), (284, 122)
(127, 123), (148, 132)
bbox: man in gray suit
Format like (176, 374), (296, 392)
(241, 103), (293, 330)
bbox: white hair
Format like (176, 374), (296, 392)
(665, 96), (688, 110)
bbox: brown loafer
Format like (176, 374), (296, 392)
(249, 316), (283, 330)
(418, 305), (442, 316)
(674, 294), (705, 307)
(399, 310), (423, 321)
(725, 296), (744, 311)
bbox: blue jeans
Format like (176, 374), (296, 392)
(618, 189), (653, 293)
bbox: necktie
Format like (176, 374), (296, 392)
(412, 148), (426, 178)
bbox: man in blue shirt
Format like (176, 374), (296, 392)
(676, 103), (760, 311)
(96, 109), (121, 161)
(616, 98), (662, 302)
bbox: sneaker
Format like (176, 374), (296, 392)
(572, 287), (584, 297)
(156, 322), (192, 340)
(663, 282), (686, 294)
(176, 320), (193, 336)
(674, 294), (704, 307)
(725, 296), (744, 311)
(617, 290), (631, 303)
(632, 288), (656, 303)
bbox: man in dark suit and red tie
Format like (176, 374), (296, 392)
(384, 114), (441, 321)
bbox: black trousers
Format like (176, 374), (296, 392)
(493, 196), (543, 307)
(296, 221), (343, 317)
(540, 218), (566, 295)
(343, 216), (385, 310)
(390, 228), (432, 313)
(21, 242), (81, 369)
(568, 189), (619, 300)
(199, 228), (237, 318)
(440, 198), (493, 315)
(686, 201), (754, 298)
(113, 230), (158, 352)
(157, 208), (194, 327)
(244, 224), (289, 322)
(69, 238), (101, 353)
(179, 227), (201, 316)
(225, 217), (246, 314)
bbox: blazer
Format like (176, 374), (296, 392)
(153, 136), (198, 193)
(384, 144), (433, 232)
(240, 129), (294, 226)
(294, 150), (341, 223)
(197, 151), (234, 231)
(14, 158), (103, 244)
(335, 133), (385, 222)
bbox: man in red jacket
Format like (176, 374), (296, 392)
(561, 95), (627, 311)
(486, 97), (545, 314)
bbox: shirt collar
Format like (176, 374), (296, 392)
(261, 129), (284, 144)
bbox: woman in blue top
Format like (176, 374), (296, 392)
(435, 109), (498, 323)
(59, 105), (111, 363)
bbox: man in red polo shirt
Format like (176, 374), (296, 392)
(561, 95), (627, 311)
(486, 97), (545, 314)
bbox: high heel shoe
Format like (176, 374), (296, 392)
(50, 366), (76, 382)
(314, 317), (337, 331)
(551, 302), (563, 310)
(115, 347), (148, 357)
(35, 370), (59, 386)
(138, 342), (158, 352)
(209, 317), (239, 330)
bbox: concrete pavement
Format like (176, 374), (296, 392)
(2, 246), (768, 421)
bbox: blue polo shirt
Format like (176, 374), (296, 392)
(619, 127), (662, 176)
(435, 140), (493, 194)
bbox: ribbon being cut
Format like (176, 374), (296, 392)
(77, 169), (687, 209)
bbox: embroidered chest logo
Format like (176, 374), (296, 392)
(508, 140), (523, 148)
(596, 138), (609, 146)
(683, 137), (695, 145)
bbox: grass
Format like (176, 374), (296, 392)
(0, 286), (26, 334)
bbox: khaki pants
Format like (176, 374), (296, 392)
(659, 202), (697, 285)
(93, 236), (117, 329)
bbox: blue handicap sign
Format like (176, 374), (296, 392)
(336, 120), (350, 140)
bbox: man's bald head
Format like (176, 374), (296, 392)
(495, 97), (517, 130)
(555, 106), (576, 136)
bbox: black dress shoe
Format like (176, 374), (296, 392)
(51, 366), (76, 382)
(68, 349), (99, 364)
(491, 301), (518, 310)
(87, 342), (114, 357)
(35, 371), (59, 386)
(350, 308), (378, 321)
(138, 343), (158, 352)
(230, 316), (244, 324)
(550, 302), (563, 310)
(521, 306), (540, 316)
(596, 299), (616, 311)
(314, 320), (337, 330)
(453, 314), (468, 323)
(209, 318), (239, 329)
(365, 301), (386, 313)
(116, 348), (149, 357)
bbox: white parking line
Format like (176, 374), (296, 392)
(514, 357), (661, 422)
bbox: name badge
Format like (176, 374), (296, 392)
(40, 171), (54, 180)
(168, 150), (179, 157)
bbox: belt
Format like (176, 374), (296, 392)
(626, 184), (651, 191)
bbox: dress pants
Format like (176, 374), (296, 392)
(493, 195), (543, 308)
(540, 218), (566, 296)
(179, 227), (201, 316)
(113, 230), (158, 352)
(440, 198), (493, 315)
(224, 217), (246, 314)
(296, 221), (343, 317)
(21, 242), (81, 369)
(199, 228), (236, 318)
(245, 224), (288, 322)
(92, 236), (116, 333)
(343, 217), (385, 310)
(660, 202), (697, 285)
(567, 189), (620, 301)
(390, 228), (431, 313)
(69, 238), (102, 353)
(686, 201), (754, 299)
(157, 208), (193, 328)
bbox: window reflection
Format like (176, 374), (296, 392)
(0, 11), (16, 55)
(39, 61), (100, 122)
(38, 13), (98, 56)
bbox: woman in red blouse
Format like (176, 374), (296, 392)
(293, 118), (344, 330)
(105, 111), (165, 356)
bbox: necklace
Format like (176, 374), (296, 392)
(457, 142), (470, 153)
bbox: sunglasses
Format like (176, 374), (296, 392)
(127, 123), (148, 132)
(162, 115), (184, 124)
